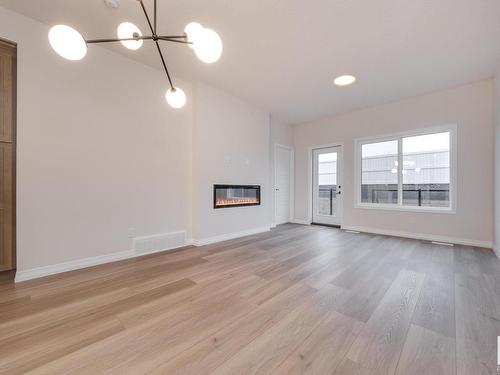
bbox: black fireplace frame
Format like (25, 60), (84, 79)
(213, 184), (261, 209)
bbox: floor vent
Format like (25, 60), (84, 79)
(344, 230), (360, 234)
(133, 231), (186, 255)
(431, 241), (454, 247)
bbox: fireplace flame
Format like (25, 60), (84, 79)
(216, 198), (259, 206)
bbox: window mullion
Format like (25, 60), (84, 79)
(397, 137), (403, 206)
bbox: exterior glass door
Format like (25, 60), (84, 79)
(312, 146), (342, 226)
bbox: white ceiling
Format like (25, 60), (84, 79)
(2, 0), (500, 124)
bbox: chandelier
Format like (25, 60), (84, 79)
(48, 0), (223, 108)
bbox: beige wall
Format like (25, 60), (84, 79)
(495, 67), (500, 252)
(0, 7), (194, 272)
(2, 6), (275, 277)
(270, 117), (294, 147)
(294, 80), (494, 246)
(192, 82), (271, 242)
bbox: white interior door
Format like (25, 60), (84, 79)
(275, 145), (292, 224)
(312, 146), (343, 226)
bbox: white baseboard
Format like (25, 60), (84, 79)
(493, 245), (500, 260)
(192, 226), (271, 247)
(341, 225), (493, 249)
(15, 250), (135, 283)
(291, 219), (311, 225)
(15, 232), (191, 283)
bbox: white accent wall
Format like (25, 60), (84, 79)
(191, 82), (271, 243)
(294, 80), (494, 246)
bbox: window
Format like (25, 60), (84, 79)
(356, 126), (455, 212)
(361, 140), (398, 204)
(402, 132), (450, 207)
(318, 152), (337, 215)
(318, 153), (337, 185)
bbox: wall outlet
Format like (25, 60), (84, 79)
(127, 227), (136, 238)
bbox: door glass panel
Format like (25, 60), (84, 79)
(402, 132), (450, 207)
(361, 140), (398, 204)
(317, 152), (337, 216)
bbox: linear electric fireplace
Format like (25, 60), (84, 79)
(214, 185), (261, 209)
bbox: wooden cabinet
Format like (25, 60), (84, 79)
(0, 40), (15, 271)
(0, 42), (15, 143)
(0, 143), (13, 270)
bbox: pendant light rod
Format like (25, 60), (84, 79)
(157, 37), (192, 45)
(139, 0), (155, 37)
(139, 0), (175, 90)
(86, 35), (188, 45)
(158, 35), (188, 39)
(154, 0), (157, 34)
(155, 42), (174, 90)
(86, 36), (153, 44)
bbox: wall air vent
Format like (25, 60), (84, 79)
(133, 231), (187, 255)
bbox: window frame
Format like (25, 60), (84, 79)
(354, 125), (457, 214)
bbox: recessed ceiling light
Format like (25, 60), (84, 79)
(334, 75), (356, 86)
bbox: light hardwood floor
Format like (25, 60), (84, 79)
(0, 224), (499, 374)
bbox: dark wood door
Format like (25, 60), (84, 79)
(0, 40), (16, 271)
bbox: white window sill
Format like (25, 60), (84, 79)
(355, 203), (456, 214)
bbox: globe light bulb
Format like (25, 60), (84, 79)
(184, 22), (204, 50)
(165, 87), (186, 109)
(117, 22), (143, 50)
(48, 25), (87, 61)
(193, 28), (222, 64)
